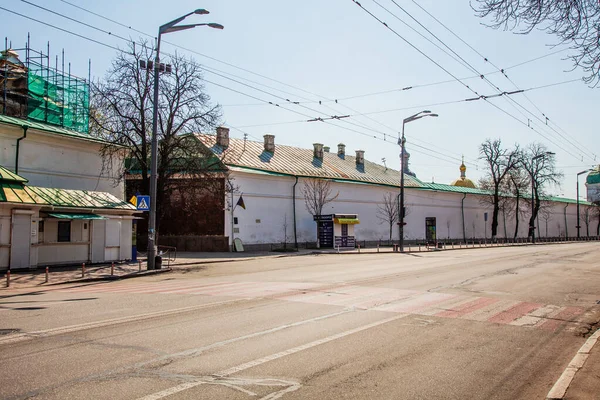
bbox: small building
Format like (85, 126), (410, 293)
(0, 166), (137, 270)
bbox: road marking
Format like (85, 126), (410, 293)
(57, 280), (585, 331)
(0, 299), (244, 345)
(546, 329), (600, 399)
(137, 314), (408, 400)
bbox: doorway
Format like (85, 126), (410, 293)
(425, 217), (437, 243)
(10, 214), (31, 269)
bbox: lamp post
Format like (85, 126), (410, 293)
(147, 10), (223, 270)
(529, 151), (555, 244)
(398, 110), (438, 253)
(576, 169), (592, 239)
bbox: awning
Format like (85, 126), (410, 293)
(334, 218), (360, 225)
(47, 213), (107, 220)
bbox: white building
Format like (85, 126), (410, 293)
(0, 115), (137, 270)
(195, 128), (597, 250)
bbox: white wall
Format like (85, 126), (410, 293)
(0, 123), (124, 199)
(226, 170), (599, 246)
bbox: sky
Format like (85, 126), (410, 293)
(2, 0), (598, 200)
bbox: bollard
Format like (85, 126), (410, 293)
(111, 262), (114, 276)
(6, 270), (10, 288)
(138, 260), (142, 272)
(45, 266), (49, 283)
(377, 244), (380, 253)
(408, 244), (411, 252)
(358, 244), (361, 254)
(418, 243), (421, 252)
(82, 263), (85, 278)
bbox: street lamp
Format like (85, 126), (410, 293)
(576, 169), (592, 239)
(530, 151), (555, 244)
(147, 10), (223, 270)
(398, 110), (438, 253)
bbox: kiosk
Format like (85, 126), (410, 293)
(314, 214), (360, 249)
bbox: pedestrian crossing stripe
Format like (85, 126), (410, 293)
(59, 281), (588, 332)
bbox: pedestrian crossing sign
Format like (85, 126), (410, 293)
(136, 195), (150, 211)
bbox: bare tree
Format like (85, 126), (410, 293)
(580, 206), (591, 237)
(520, 143), (563, 239)
(90, 41), (223, 239)
(506, 169), (530, 239)
(594, 205), (600, 236)
(539, 200), (553, 238)
(474, 0), (600, 85)
(376, 192), (399, 243)
(302, 178), (339, 216)
(479, 139), (520, 241)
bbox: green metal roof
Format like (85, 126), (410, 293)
(0, 114), (108, 145)
(1, 180), (136, 211)
(196, 133), (423, 188)
(0, 166), (28, 183)
(419, 182), (492, 196)
(47, 212), (107, 220)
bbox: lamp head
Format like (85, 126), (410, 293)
(194, 9), (209, 15)
(208, 23), (224, 29)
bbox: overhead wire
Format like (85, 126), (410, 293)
(7, 2), (584, 169)
(43, 0), (478, 165)
(408, 0), (597, 163)
(350, 0), (588, 163)
(3, 3), (472, 167)
(385, 0), (590, 162)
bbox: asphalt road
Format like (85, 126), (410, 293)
(1, 243), (599, 400)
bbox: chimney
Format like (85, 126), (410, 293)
(216, 126), (230, 148)
(323, 146), (330, 153)
(313, 143), (324, 159)
(355, 150), (365, 165)
(337, 143), (345, 158)
(263, 134), (275, 152)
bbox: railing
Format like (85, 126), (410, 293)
(157, 245), (177, 268)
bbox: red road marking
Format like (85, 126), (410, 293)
(539, 306), (585, 332)
(487, 302), (542, 324)
(436, 297), (499, 318)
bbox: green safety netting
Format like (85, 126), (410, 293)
(26, 61), (89, 133)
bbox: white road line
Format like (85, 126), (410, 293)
(546, 329), (600, 400)
(137, 313), (408, 400)
(0, 299), (243, 345)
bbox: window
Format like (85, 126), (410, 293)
(39, 220), (44, 233)
(233, 217), (239, 225)
(341, 224), (348, 237)
(57, 221), (71, 242)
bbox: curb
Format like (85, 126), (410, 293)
(546, 328), (600, 400)
(46, 267), (172, 286)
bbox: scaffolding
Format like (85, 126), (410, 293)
(1, 35), (90, 134)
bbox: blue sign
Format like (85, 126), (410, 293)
(137, 195), (150, 211)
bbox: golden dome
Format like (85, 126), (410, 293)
(451, 156), (477, 188)
(451, 177), (477, 188)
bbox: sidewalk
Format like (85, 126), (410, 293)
(0, 239), (592, 290)
(0, 262), (173, 290)
(563, 336), (600, 400)
(548, 328), (600, 400)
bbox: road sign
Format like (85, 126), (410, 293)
(136, 195), (150, 211)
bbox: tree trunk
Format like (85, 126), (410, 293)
(491, 193), (500, 241)
(513, 191), (520, 239)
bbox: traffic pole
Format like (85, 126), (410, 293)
(6, 269), (10, 288)
(82, 263), (85, 278)
(45, 266), (49, 283)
